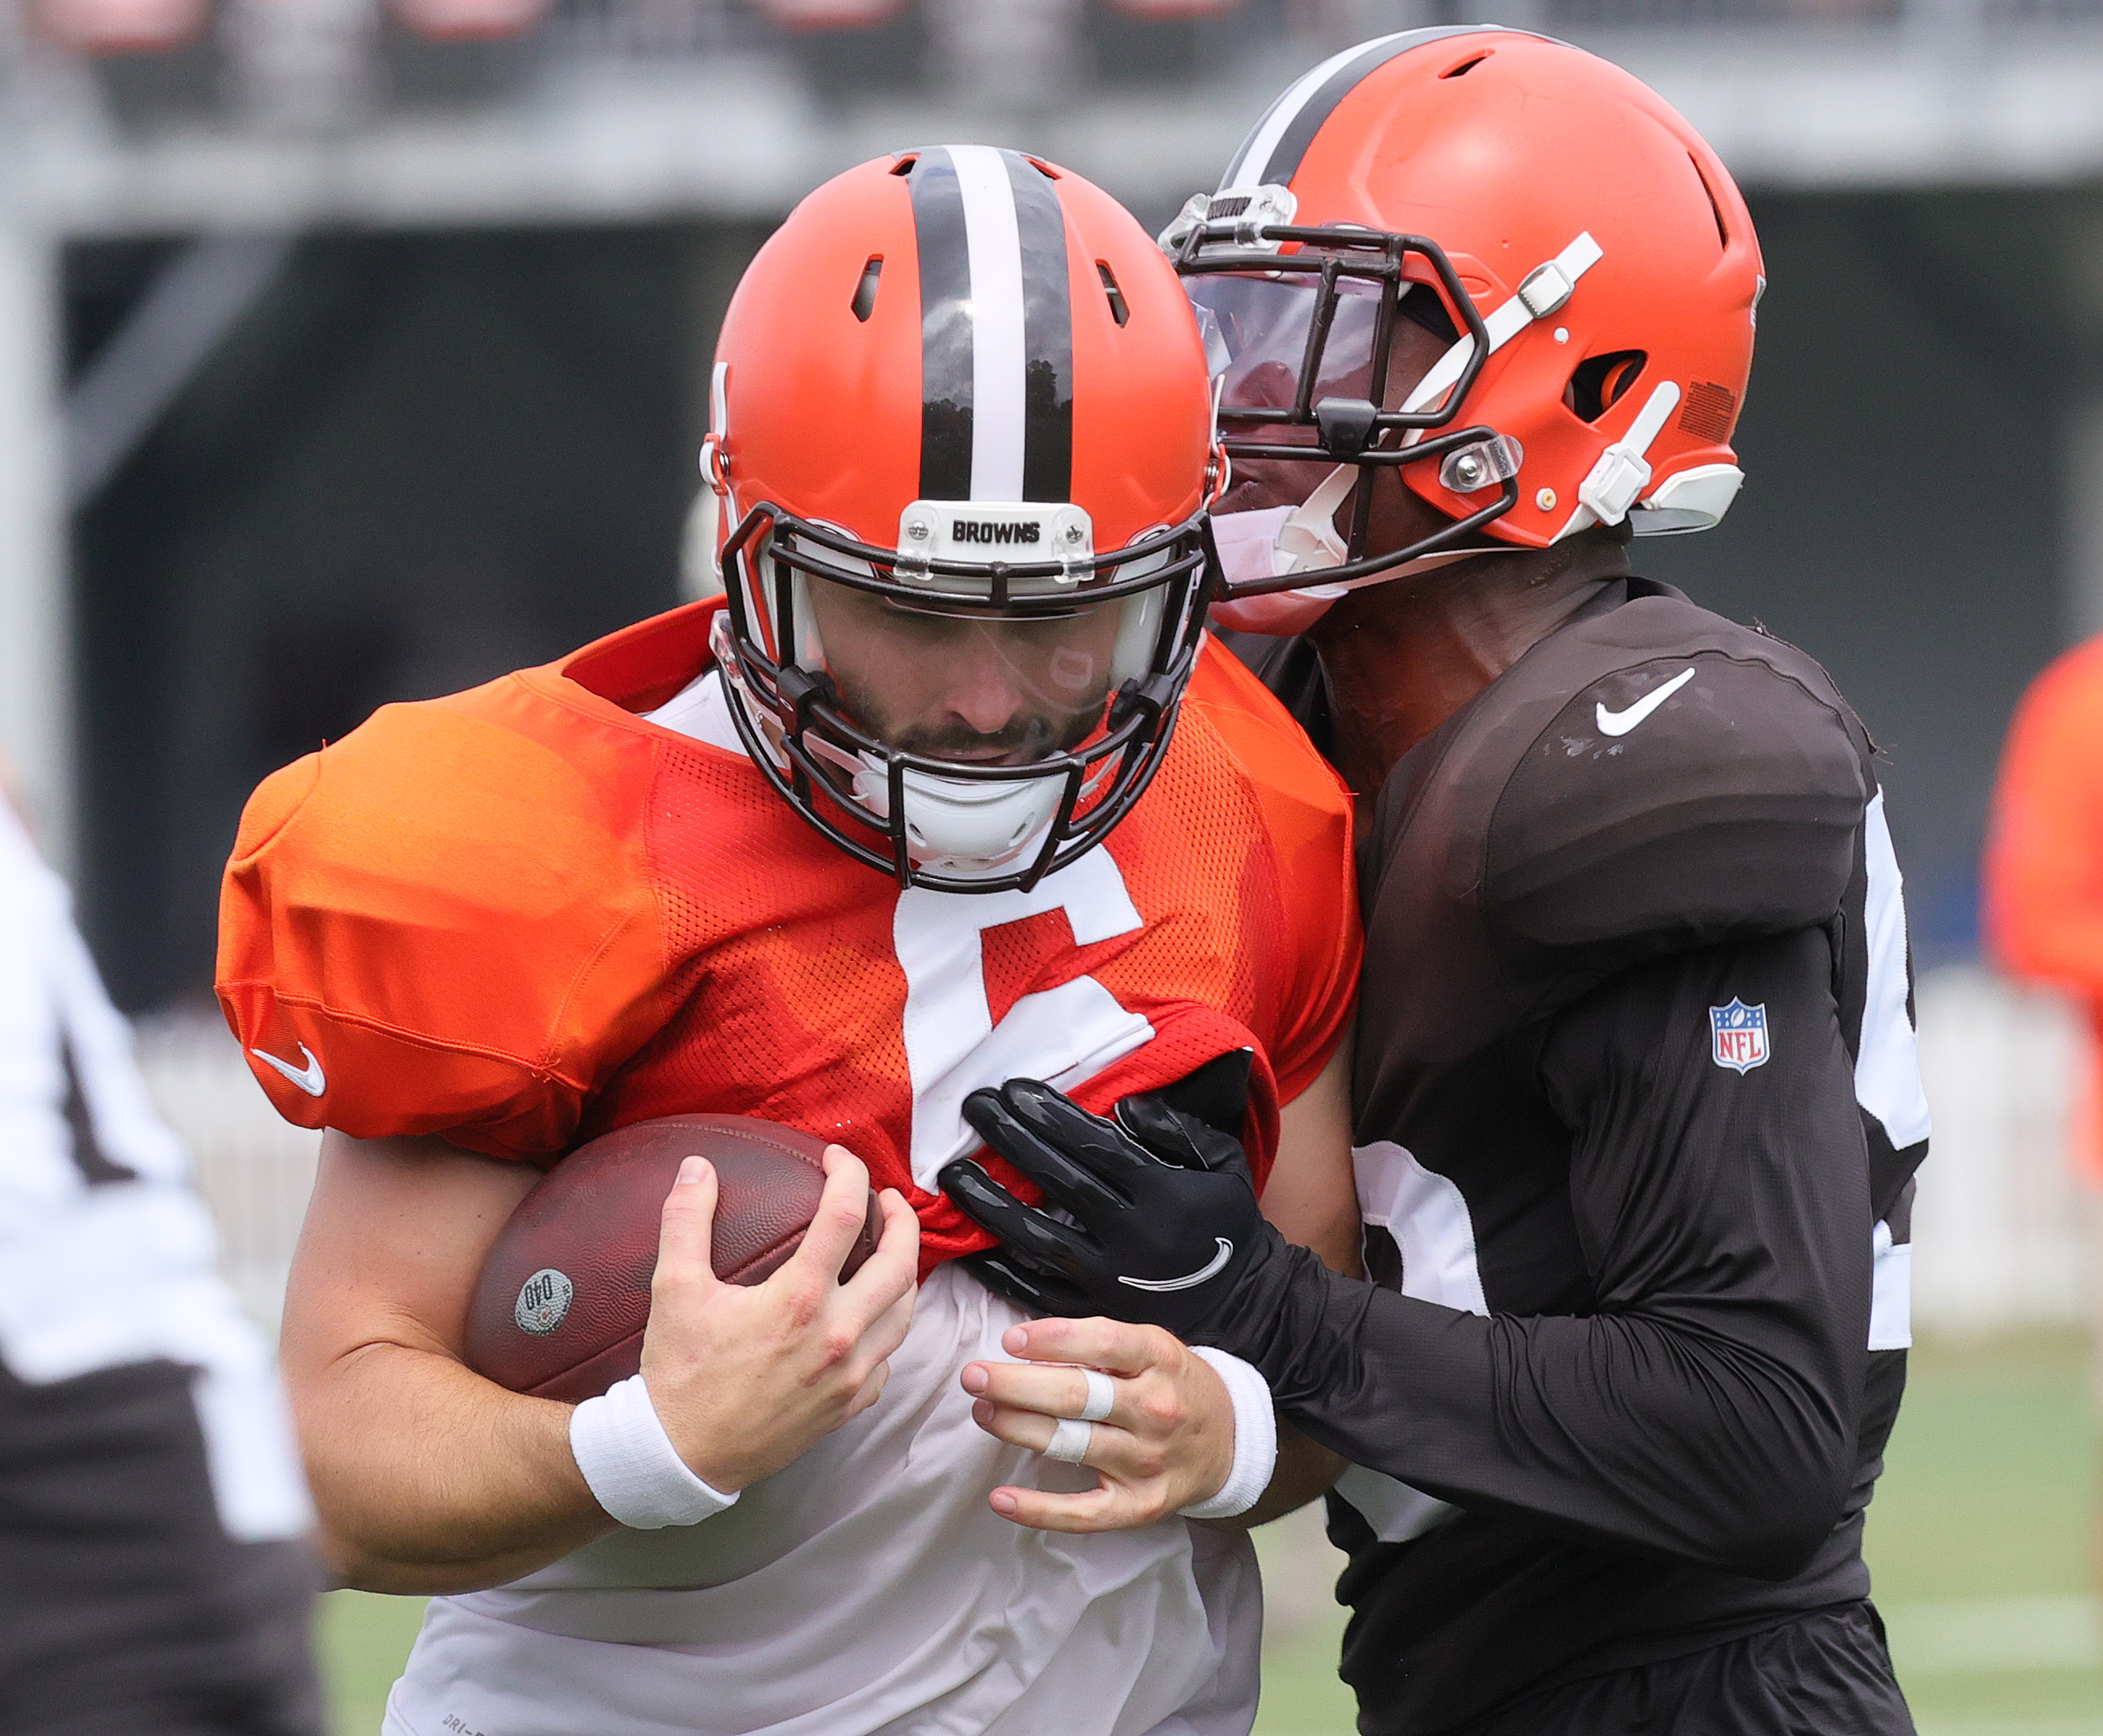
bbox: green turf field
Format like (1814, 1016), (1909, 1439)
(317, 1331), (2103, 1734)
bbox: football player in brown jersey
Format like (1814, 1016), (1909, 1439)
(945, 31), (1928, 1736)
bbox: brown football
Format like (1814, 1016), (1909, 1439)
(465, 1114), (881, 1404)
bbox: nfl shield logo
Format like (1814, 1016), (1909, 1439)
(1710, 999), (1770, 1073)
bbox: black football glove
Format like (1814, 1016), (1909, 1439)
(941, 1073), (1283, 1342)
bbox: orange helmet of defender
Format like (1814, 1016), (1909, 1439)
(707, 147), (1218, 893)
(1162, 29), (1763, 618)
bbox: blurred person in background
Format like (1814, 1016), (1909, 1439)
(1983, 634), (2103, 1589)
(0, 757), (320, 1736)
(949, 29), (1929, 1736)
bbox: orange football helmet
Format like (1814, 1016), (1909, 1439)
(1163, 28), (1763, 607)
(707, 147), (1219, 892)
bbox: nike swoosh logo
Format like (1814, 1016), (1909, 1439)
(1595, 666), (1696, 737)
(1118, 1239), (1234, 1293)
(250, 1043), (325, 1098)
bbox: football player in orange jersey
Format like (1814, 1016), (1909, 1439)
(218, 147), (1361, 1736)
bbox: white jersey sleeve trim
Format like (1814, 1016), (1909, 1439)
(1334, 1141), (1483, 1541)
(1334, 1461), (1464, 1544)
(1855, 791), (1932, 1150)
(1867, 1218), (1912, 1351)
(1353, 1140), (1489, 1316)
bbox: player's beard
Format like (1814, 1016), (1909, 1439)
(828, 670), (1106, 767)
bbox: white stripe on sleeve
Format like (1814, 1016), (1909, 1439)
(1868, 1218), (1912, 1350)
(1856, 791), (1932, 1150)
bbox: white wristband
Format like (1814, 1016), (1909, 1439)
(1178, 1347), (1278, 1521)
(569, 1374), (740, 1530)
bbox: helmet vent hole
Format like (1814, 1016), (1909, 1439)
(1440, 51), (1491, 78)
(1565, 351), (1647, 423)
(1096, 261), (1130, 328)
(890, 154), (919, 175)
(1690, 153), (1729, 251)
(852, 256), (883, 323)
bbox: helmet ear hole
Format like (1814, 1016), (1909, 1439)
(1564, 350), (1647, 424)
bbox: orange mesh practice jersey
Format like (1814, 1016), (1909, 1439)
(218, 602), (1359, 1271)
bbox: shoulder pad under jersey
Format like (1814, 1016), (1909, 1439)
(1185, 634), (1352, 844)
(1470, 596), (1871, 977)
(216, 667), (674, 1159)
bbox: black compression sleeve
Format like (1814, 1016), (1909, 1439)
(1207, 927), (1874, 1578)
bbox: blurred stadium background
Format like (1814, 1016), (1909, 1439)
(2, 0), (2101, 1727)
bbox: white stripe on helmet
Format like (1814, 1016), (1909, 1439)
(1219, 31), (1413, 192)
(948, 143), (1029, 502)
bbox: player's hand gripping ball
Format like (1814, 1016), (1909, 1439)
(465, 1114), (881, 1403)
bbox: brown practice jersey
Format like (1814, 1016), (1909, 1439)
(1219, 577), (1929, 1734)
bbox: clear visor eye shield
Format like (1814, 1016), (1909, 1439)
(712, 497), (1211, 895)
(1165, 196), (1535, 605)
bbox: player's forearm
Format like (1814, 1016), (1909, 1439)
(1214, 1251), (1856, 1577)
(1240, 926), (1870, 1577)
(296, 1339), (613, 1594)
(1259, 1033), (1361, 1278)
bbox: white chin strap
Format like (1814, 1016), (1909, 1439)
(1210, 480), (1352, 605)
(1216, 464), (1353, 586)
(1400, 231), (1604, 421)
(1274, 465), (1354, 575)
(1557, 378), (1681, 540)
(1215, 489), (1525, 604)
